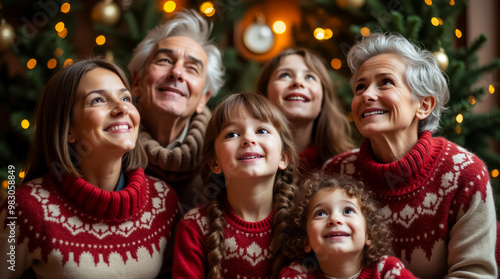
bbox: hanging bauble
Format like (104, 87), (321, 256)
(91, 0), (121, 25)
(432, 47), (449, 70)
(242, 13), (274, 54)
(336, 0), (365, 9)
(0, 18), (15, 51)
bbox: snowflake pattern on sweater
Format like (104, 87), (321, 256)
(279, 256), (418, 279)
(323, 132), (497, 278)
(173, 205), (274, 278)
(0, 168), (179, 279)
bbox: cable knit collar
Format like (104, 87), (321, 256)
(139, 106), (210, 182)
(359, 131), (445, 195)
(58, 168), (147, 220)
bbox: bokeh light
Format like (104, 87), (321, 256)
(273, 21), (286, 34)
(27, 58), (37, 69)
(163, 1), (176, 13)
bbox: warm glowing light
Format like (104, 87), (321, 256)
(64, 58), (74, 67)
(360, 27), (370, 36)
(456, 114), (463, 123)
(21, 119), (30, 129)
(47, 58), (57, 69)
(61, 3), (71, 13)
(468, 96), (476, 105)
(455, 125), (462, 134)
(324, 28), (333, 39)
(450, 0), (455, 5)
(489, 84), (495, 94)
(331, 58), (342, 70)
(425, 0), (432, 5)
(492, 169), (499, 178)
(27, 59), (37, 69)
(455, 29), (462, 38)
(2, 180), (8, 189)
(163, 1), (176, 13)
(54, 48), (63, 58)
(314, 28), (325, 40)
(19, 170), (25, 179)
(55, 22), (65, 32)
(96, 35), (106, 45)
(438, 18), (443, 25)
(273, 21), (286, 34)
(58, 28), (67, 38)
(205, 8), (215, 17)
(431, 17), (439, 26)
(200, 2), (214, 16)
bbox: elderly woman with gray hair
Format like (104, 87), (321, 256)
(324, 33), (497, 278)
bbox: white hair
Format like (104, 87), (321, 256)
(347, 32), (450, 133)
(128, 9), (224, 97)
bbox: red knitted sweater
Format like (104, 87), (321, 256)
(299, 144), (323, 177)
(0, 168), (179, 279)
(279, 256), (418, 279)
(172, 203), (274, 278)
(324, 132), (497, 278)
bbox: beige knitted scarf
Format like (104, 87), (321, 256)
(139, 106), (211, 182)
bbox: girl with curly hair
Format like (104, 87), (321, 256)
(278, 172), (417, 279)
(172, 92), (298, 278)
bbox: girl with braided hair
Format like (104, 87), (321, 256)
(172, 92), (298, 278)
(278, 172), (417, 279)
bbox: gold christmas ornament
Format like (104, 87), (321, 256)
(0, 18), (15, 51)
(92, 0), (121, 25)
(432, 47), (449, 70)
(336, 0), (365, 9)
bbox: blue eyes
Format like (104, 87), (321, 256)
(278, 73), (291, 79)
(89, 95), (132, 106)
(278, 73), (317, 81)
(313, 207), (356, 217)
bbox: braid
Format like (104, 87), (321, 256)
(271, 165), (298, 279)
(205, 181), (226, 279)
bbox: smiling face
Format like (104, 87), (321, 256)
(68, 68), (140, 158)
(134, 36), (209, 121)
(266, 54), (323, 122)
(306, 188), (369, 263)
(351, 53), (422, 140)
(210, 108), (288, 181)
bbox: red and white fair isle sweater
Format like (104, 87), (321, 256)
(0, 168), (179, 279)
(173, 203), (274, 278)
(323, 132), (497, 278)
(279, 256), (418, 279)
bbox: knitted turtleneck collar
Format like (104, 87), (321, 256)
(224, 200), (274, 231)
(59, 168), (147, 220)
(139, 106), (211, 182)
(358, 131), (445, 195)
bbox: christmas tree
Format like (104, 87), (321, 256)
(0, 0), (499, 211)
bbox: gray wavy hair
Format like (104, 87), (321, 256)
(347, 32), (450, 133)
(128, 9), (224, 97)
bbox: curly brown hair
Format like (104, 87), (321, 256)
(200, 92), (298, 279)
(278, 171), (393, 274)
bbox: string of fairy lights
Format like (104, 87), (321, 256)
(0, 0), (498, 184)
